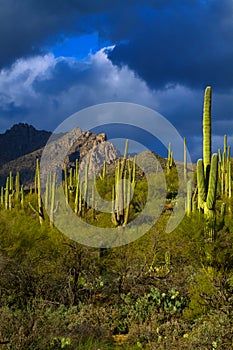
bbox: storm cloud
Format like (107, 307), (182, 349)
(0, 49), (160, 132)
(0, 0), (232, 160)
(107, 0), (233, 91)
(0, 0), (176, 67)
(1, 0), (232, 92)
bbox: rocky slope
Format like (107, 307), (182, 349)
(0, 124), (120, 187)
(0, 123), (52, 167)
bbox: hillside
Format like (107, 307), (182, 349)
(0, 124), (121, 187)
(0, 123), (52, 167)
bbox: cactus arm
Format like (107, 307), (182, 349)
(197, 159), (206, 209)
(206, 154), (218, 210)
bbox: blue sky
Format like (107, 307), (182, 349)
(51, 32), (110, 58)
(0, 0), (232, 160)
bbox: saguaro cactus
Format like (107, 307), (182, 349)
(83, 156), (90, 212)
(203, 86), (212, 178)
(166, 143), (173, 173)
(218, 135), (232, 199)
(0, 187), (4, 207)
(74, 160), (80, 215)
(4, 177), (9, 210)
(111, 141), (136, 226)
(29, 159), (44, 225)
(99, 161), (106, 180)
(15, 172), (20, 201)
(196, 87), (219, 239)
(63, 165), (69, 205)
(186, 179), (192, 216)
(184, 138), (187, 181)
(50, 173), (57, 227)
(20, 185), (24, 209)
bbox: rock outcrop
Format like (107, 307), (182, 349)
(0, 124), (120, 186)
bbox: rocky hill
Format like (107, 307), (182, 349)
(0, 123), (52, 167)
(0, 124), (120, 187)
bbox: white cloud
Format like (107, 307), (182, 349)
(0, 48), (160, 131)
(0, 47), (232, 162)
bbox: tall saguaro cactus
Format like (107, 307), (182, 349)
(29, 159), (44, 225)
(4, 177), (9, 210)
(203, 86), (212, 178)
(50, 173), (57, 227)
(197, 87), (218, 240)
(186, 179), (192, 216)
(184, 137), (187, 181)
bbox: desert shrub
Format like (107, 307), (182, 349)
(0, 302), (111, 350)
(182, 311), (233, 350)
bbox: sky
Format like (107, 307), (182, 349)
(0, 0), (232, 160)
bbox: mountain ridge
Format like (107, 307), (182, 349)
(0, 123), (120, 187)
(0, 123), (52, 167)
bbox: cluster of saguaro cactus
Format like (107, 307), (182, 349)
(61, 143), (137, 225)
(111, 140), (136, 226)
(62, 157), (91, 217)
(29, 158), (59, 226)
(185, 86), (232, 231)
(0, 171), (24, 210)
(1, 143), (138, 228)
(1, 85), (231, 238)
(26, 144), (138, 226)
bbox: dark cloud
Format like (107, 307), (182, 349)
(0, 0), (197, 68)
(1, 0), (232, 93)
(0, 0), (157, 67)
(106, 0), (233, 92)
(0, 0), (232, 161)
(0, 0), (83, 67)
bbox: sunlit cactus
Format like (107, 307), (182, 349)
(50, 173), (57, 227)
(15, 171), (20, 201)
(111, 140), (135, 226)
(29, 159), (44, 225)
(186, 179), (192, 217)
(4, 177), (9, 210)
(184, 137), (187, 181)
(203, 86), (212, 177)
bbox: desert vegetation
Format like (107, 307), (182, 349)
(0, 87), (233, 349)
